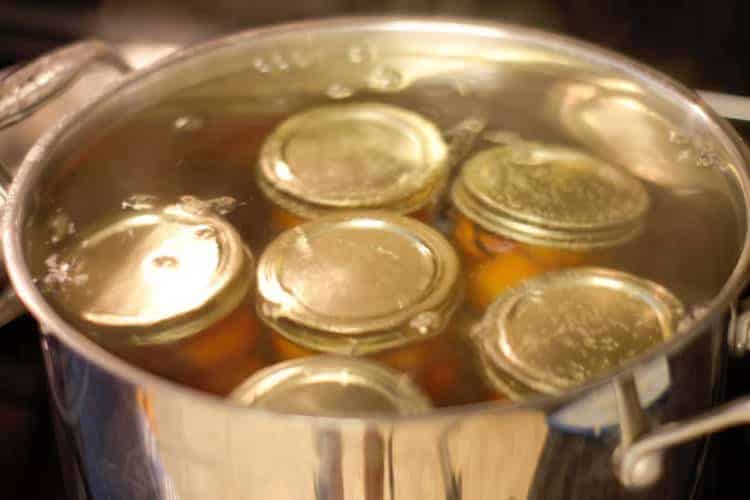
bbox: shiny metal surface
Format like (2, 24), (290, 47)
(699, 91), (750, 123)
(475, 267), (684, 395)
(39, 318), (725, 499)
(727, 297), (750, 356)
(257, 212), (461, 354)
(616, 390), (750, 490)
(0, 41), (131, 130)
(259, 102), (448, 217)
(3, 18), (750, 500)
(451, 142), (649, 249)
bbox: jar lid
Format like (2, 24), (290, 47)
(258, 102), (448, 217)
(256, 212), (462, 355)
(230, 355), (433, 416)
(451, 143), (650, 249)
(51, 204), (253, 345)
(475, 267), (683, 395)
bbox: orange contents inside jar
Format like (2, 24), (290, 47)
(453, 213), (592, 309)
(124, 303), (264, 395)
(270, 327), (465, 405)
(375, 336), (464, 406)
(178, 302), (260, 370)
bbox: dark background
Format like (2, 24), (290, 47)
(1, 1), (749, 499)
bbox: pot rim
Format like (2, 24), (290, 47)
(4, 15), (749, 423)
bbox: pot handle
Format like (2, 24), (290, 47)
(698, 90), (750, 123)
(0, 40), (131, 130)
(614, 395), (750, 489)
(0, 40), (132, 326)
(614, 300), (750, 490)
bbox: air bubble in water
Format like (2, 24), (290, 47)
(179, 195), (239, 216)
(179, 195), (208, 215)
(42, 253), (87, 291)
(326, 83), (354, 99)
(173, 115), (204, 132)
(253, 57), (272, 74)
(209, 196), (238, 215)
(410, 311), (440, 335)
(122, 194), (159, 211)
(668, 130), (690, 146)
(676, 149), (692, 163)
(348, 44), (374, 64)
(696, 149), (719, 168)
(48, 210), (75, 244)
(368, 66), (402, 91)
(271, 53), (290, 71)
(152, 255), (179, 269)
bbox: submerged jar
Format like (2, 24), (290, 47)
(230, 355), (432, 415)
(255, 212), (466, 404)
(451, 142), (650, 310)
(258, 102), (449, 232)
(473, 267), (684, 400)
(42, 204), (262, 394)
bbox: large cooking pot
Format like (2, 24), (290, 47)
(3, 17), (750, 500)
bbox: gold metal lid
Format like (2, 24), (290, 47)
(230, 355), (433, 416)
(451, 143), (650, 249)
(477, 353), (535, 400)
(258, 102), (448, 217)
(475, 267), (684, 395)
(256, 212), (462, 355)
(51, 204), (253, 346)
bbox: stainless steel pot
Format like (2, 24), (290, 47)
(3, 18), (750, 500)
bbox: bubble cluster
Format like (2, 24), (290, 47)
(270, 53), (290, 72)
(253, 57), (272, 74)
(368, 66), (403, 92)
(173, 115), (204, 133)
(178, 195), (240, 216)
(42, 253), (88, 292)
(122, 194), (159, 211)
(48, 210), (75, 245)
(325, 83), (354, 100)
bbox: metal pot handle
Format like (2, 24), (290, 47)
(698, 91), (750, 123)
(615, 394), (750, 489)
(0, 40), (131, 130)
(0, 40), (132, 326)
